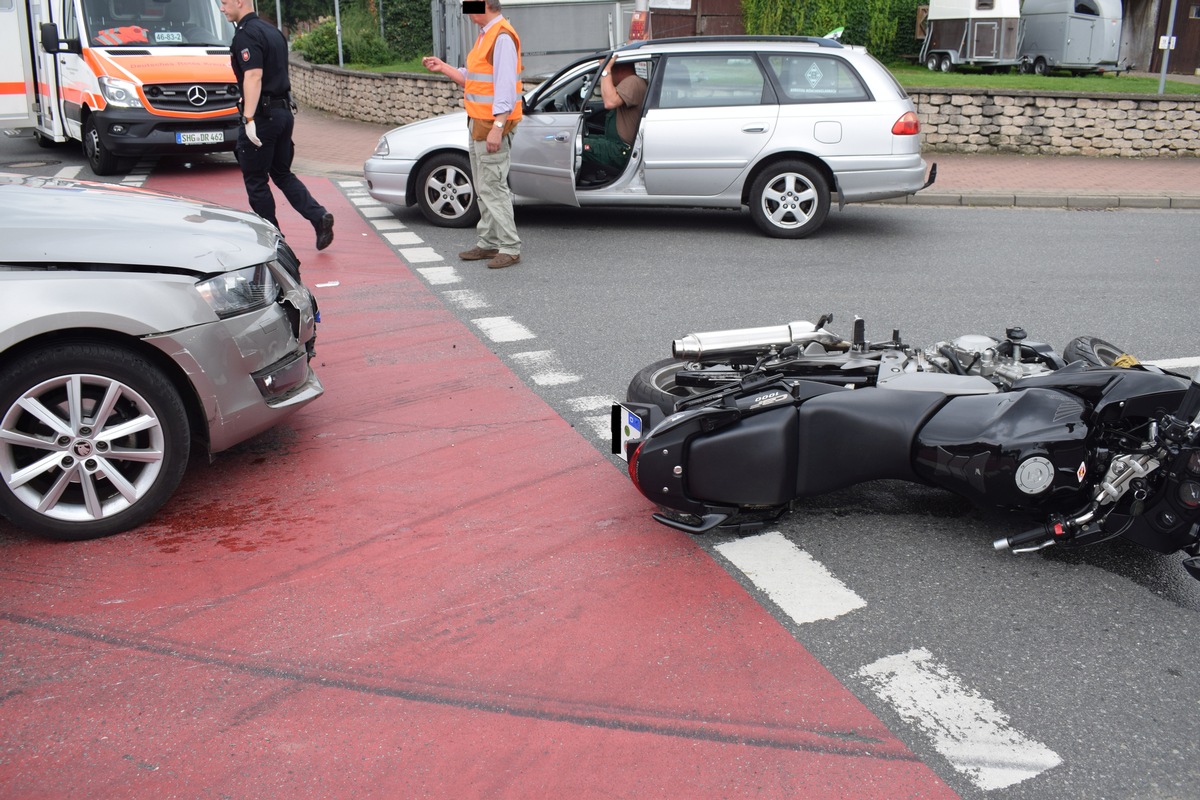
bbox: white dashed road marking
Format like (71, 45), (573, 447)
(858, 648), (1062, 790)
(442, 289), (489, 310)
(511, 350), (581, 386)
(416, 266), (460, 285)
(472, 316), (536, 343)
(715, 530), (866, 624)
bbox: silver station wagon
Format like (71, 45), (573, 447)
(0, 176), (323, 540)
(364, 35), (936, 238)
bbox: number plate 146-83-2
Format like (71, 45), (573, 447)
(176, 131), (224, 145)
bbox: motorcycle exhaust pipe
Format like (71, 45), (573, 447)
(672, 321), (846, 361)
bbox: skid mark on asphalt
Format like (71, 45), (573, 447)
(2, 611), (922, 761)
(342, 179), (1065, 790)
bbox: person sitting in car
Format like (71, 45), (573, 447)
(579, 57), (647, 182)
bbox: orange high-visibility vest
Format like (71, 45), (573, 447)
(94, 26), (149, 45)
(463, 19), (523, 122)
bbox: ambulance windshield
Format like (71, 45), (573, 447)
(84, 0), (234, 47)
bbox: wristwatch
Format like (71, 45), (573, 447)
(601, 69), (609, 77)
(492, 120), (504, 128)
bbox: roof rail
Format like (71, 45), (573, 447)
(615, 35), (844, 53)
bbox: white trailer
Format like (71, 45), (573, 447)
(920, 0), (1024, 72)
(1018, 0), (1123, 75)
(1, 0), (240, 175)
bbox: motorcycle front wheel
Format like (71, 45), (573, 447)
(1063, 336), (1132, 367)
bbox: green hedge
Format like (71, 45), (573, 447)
(743, 0), (923, 61)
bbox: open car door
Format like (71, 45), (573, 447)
(507, 57), (607, 207)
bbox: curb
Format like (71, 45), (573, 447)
(881, 192), (1200, 209)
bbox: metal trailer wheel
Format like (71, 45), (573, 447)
(748, 160), (831, 239)
(1034, 58), (1049, 76)
(939, 54), (954, 72)
(0, 344), (191, 540)
(415, 152), (480, 228)
(926, 53), (941, 71)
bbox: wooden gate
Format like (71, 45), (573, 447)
(649, 0), (746, 38)
(1151, 1), (1200, 75)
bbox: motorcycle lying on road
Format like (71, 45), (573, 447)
(611, 315), (1200, 581)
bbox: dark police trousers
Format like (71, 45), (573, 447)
(235, 103), (326, 231)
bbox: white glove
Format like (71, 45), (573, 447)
(245, 119), (262, 147)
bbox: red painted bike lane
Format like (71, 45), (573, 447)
(0, 164), (958, 799)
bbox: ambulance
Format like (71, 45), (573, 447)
(1, 0), (240, 175)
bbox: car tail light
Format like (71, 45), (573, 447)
(892, 111), (921, 135)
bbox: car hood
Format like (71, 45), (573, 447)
(383, 111), (469, 151)
(0, 175), (280, 275)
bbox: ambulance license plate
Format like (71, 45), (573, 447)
(177, 131), (224, 145)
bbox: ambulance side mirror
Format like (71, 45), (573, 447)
(40, 22), (81, 55)
(40, 22), (63, 53)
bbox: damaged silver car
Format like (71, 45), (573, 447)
(0, 175), (323, 540)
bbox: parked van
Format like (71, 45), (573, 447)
(1, 0), (240, 175)
(920, 0), (1023, 71)
(1018, 0), (1123, 75)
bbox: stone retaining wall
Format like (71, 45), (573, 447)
(290, 55), (1200, 157)
(912, 90), (1200, 157)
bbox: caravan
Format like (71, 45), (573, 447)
(1, 0), (240, 175)
(920, 0), (1023, 71)
(1018, 0), (1123, 75)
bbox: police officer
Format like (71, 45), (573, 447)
(220, 0), (334, 250)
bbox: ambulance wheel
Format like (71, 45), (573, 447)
(84, 116), (120, 176)
(34, 132), (55, 149)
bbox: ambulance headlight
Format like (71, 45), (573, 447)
(98, 77), (143, 108)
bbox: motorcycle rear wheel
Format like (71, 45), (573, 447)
(627, 359), (708, 416)
(1063, 336), (1131, 367)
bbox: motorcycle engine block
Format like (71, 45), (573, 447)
(923, 334), (1056, 387)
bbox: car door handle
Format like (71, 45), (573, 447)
(742, 124), (769, 134)
(545, 132), (570, 142)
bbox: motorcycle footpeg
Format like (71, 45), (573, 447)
(651, 511), (732, 534)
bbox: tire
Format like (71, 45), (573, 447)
(0, 344), (191, 541)
(1062, 336), (1133, 368)
(926, 53), (941, 71)
(1034, 58), (1049, 76)
(415, 152), (480, 228)
(627, 359), (702, 416)
(34, 131), (55, 149)
(939, 55), (954, 72)
(83, 115), (121, 176)
(748, 160), (830, 239)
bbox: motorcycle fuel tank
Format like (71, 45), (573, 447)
(913, 387), (1091, 509)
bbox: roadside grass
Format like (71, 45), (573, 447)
(345, 56), (427, 73)
(888, 63), (1200, 95)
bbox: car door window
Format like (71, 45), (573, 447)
(657, 55), (769, 109)
(764, 55), (871, 103)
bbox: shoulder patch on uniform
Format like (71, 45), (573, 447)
(240, 48), (251, 62)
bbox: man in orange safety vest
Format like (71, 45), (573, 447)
(423, 0), (523, 270)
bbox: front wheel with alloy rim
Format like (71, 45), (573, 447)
(83, 115), (120, 176)
(748, 160), (831, 238)
(0, 344), (191, 540)
(415, 152), (480, 228)
(627, 358), (743, 417)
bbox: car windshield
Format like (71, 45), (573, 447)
(83, 0), (234, 47)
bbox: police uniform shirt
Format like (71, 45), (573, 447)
(230, 12), (290, 99)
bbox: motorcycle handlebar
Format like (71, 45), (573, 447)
(994, 522), (1055, 552)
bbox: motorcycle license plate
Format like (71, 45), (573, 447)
(611, 403), (645, 460)
(176, 131), (224, 145)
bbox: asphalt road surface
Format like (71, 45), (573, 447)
(4, 130), (1200, 797)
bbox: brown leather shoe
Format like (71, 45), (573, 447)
(458, 246), (499, 261)
(487, 253), (520, 269)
